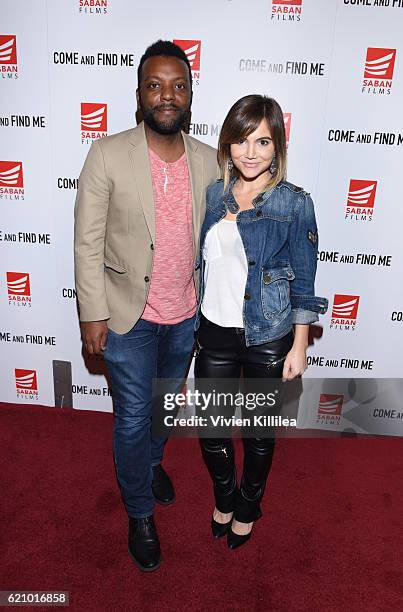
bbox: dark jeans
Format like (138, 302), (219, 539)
(194, 314), (294, 523)
(104, 315), (195, 518)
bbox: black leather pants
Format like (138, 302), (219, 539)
(194, 314), (294, 523)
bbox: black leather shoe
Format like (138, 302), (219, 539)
(152, 464), (176, 505)
(128, 516), (161, 572)
(211, 517), (233, 539)
(227, 510), (262, 550)
(227, 527), (252, 550)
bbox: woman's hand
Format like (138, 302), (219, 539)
(282, 324), (309, 381)
(282, 346), (307, 380)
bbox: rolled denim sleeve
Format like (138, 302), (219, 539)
(288, 192), (328, 324)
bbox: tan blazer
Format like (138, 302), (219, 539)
(74, 121), (219, 334)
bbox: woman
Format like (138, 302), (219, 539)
(194, 95), (328, 549)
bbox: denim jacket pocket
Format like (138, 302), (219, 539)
(261, 265), (295, 320)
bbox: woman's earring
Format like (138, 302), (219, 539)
(228, 159), (234, 171)
(269, 156), (277, 174)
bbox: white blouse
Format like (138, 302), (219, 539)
(201, 219), (248, 328)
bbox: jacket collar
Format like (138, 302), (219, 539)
(223, 176), (277, 213)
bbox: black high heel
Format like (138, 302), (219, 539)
(227, 527), (252, 550)
(227, 509), (262, 549)
(211, 517), (233, 539)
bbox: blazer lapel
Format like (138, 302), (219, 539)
(128, 122), (156, 244)
(183, 132), (203, 258)
(127, 124), (204, 254)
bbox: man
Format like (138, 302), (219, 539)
(74, 40), (218, 572)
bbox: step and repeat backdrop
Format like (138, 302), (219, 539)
(1, 0), (402, 434)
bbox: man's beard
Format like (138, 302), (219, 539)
(141, 102), (189, 135)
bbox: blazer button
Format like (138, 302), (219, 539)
(256, 210), (262, 217)
(150, 244), (154, 250)
(244, 293), (251, 300)
(248, 260), (256, 266)
(263, 273), (271, 284)
(144, 276), (150, 282)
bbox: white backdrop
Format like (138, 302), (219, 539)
(1, 0), (402, 432)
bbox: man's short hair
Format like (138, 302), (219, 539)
(137, 40), (193, 88)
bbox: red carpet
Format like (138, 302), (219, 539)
(1, 403), (402, 611)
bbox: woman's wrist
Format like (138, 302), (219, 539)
(292, 324), (309, 350)
(292, 340), (308, 351)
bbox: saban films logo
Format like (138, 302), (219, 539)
(15, 368), (38, 400)
(0, 35), (18, 79)
(345, 179), (377, 222)
(317, 394), (343, 426)
(330, 294), (360, 331)
(81, 103), (107, 143)
(6, 272), (31, 307)
(0, 161), (24, 200)
(173, 40), (201, 85)
(79, 0), (108, 14)
(271, 0), (302, 21)
(362, 48), (396, 95)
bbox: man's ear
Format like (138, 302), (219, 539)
(136, 88), (140, 107)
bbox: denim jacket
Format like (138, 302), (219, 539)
(194, 178), (328, 346)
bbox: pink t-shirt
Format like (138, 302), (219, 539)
(142, 147), (197, 324)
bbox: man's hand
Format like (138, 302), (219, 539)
(80, 321), (108, 355)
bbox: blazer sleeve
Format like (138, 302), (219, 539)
(74, 141), (110, 322)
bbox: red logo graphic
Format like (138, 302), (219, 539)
(173, 40), (201, 71)
(283, 113), (292, 146)
(364, 48), (396, 80)
(81, 103), (107, 131)
(0, 35), (17, 64)
(0, 161), (24, 188)
(79, 0), (108, 12)
(318, 394), (344, 416)
(7, 272), (31, 296)
(332, 295), (360, 320)
(271, 0), (302, 20)
(317, 393), (343, 424)
(347, 180), (377, 209)
(15, 369), (37, 391)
